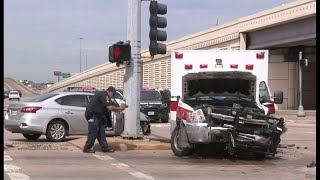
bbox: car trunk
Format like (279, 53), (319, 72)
(8, 102), (39, 119)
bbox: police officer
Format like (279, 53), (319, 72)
(83, 86), (125, 153)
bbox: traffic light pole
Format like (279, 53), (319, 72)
(122, 0), (143, 138)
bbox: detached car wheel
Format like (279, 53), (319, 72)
(171, 126), (192, 156)
(46, 121), (67, 142)
(22, 134), (41, 140)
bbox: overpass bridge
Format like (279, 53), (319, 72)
(44, 0), (316, 110)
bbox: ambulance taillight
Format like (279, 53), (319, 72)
(200, 64), (208, 69)
(185, 64), (193, 70)
(246, 64), (254, 70)
(175, 52), (183, 59)
(256, 52), (265, 59)
(230, 64), (238, 69)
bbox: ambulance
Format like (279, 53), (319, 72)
(168, 50), (287, 157)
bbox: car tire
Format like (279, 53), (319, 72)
(22, 134), (41, 141)
(140, 121), (151, 135)
(161, 115), (169, 123)
(171, 126), (192, 156)
(253, 153), (265, 159)
(17, 98), (20, 101)
(46, 121), (67, 142)
(9, 98), (11, 101)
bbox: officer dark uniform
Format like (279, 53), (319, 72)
(83, 86), (125, 153)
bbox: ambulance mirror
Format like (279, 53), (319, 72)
(273, 91), (283, 104)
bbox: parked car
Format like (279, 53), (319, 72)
(8, 91), (21, 101)
(4, 92), (151, 142)
(4, 91), (10, 99)
(116, 89), (171, 123)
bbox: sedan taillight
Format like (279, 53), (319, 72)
(21, 107), (42, 113)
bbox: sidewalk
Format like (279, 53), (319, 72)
(68, 136), (171, 152)
(274, 110), (316, 125)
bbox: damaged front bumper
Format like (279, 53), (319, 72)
(183, 107), (287, 156)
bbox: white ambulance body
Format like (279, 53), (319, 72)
(169, 50), (278, 134)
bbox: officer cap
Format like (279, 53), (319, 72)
(107, 86), (116, 94)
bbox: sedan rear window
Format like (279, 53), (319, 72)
(25, 93), (59, 102)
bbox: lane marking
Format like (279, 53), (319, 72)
(93, 154), (116, 161)
(129, 172), (155, 180)
(7, 173), (31, 180)
(4, 164), (21, 172)
(93, 154), (155, 180)
(111, 163), (130, 169)
(4, 153), (32, 180)
(4, 155), (13, 161)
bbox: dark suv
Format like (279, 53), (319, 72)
(140, 89), (170, 123)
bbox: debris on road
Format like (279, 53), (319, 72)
(278, 144), (288, 148)
(278, 141), (296, 149)
(288, 144), (295, 147)
(307, 161), (316, 168)
(304, 147), (308, 149)
(5, 143), (14, 148)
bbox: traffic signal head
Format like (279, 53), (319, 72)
(109, 42), (131, 66)
(149, 1), (167, 56)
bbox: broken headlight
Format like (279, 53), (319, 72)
(189, 109), (206, 123)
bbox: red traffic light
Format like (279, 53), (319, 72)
(109, 42), (131, 66)
(114, 47), (121, 59)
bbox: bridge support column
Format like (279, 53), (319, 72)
(239, 33), (247, 50)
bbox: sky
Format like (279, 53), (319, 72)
(4, 0), (296, 83)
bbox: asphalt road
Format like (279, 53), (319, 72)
(4, 119), (316, 180)
(3, 80), (316, 180)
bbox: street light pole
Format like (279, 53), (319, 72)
(297, 51), (306, 117)
(86, 55), (88, 71)
(80, 38), (83, 73)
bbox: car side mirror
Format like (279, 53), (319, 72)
(273, 91), (283, 104)
(161, 90), (171, 103)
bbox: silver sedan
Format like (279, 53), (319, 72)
(4, 92), (150, 142)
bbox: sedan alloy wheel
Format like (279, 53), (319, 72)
(46, 121), (67, 142)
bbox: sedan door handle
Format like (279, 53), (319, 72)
(65, 111), (73, 114)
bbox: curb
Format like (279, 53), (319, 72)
(68, 137), (171, 151)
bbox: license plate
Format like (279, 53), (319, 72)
(11, 110), (17, 116)
(148, 111), (155, 115)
